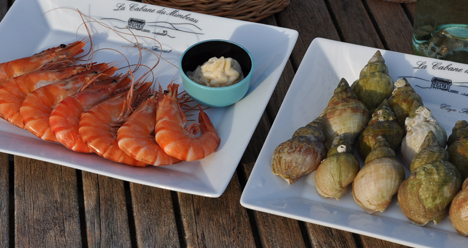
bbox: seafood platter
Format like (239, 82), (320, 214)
(0, 0), (298, 197)
(241, 38), (468, 247)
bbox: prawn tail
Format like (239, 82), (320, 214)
(198, 106), (218, 134)
(197, 107), (221, 159)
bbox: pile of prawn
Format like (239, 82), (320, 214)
(0, 11), (220, 167)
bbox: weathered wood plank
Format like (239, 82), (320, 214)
(255, 212), (307, 248)
(0, 0), (8, 22)
(328, 0), (384, 48)
(14, 157), (81, 247)
(404, 3), (416, 23)
(178, 172), (256, 248)
(260, 1), (362, 247)
(264, 55), (298, 122)
(256, 14), (298, 121)
(240, 11), (329, 248)
(365, 0), (414, 54)
(360, 235), (410, 248)
(82, 172), (131, 248)
(276, 0), (340, 67)
(131, 183), (180, 247)
(0, 153), (9, 247)
(241, 113), (308, 248)
(0, 7), (9, 247)
(306, 224), (358, 248)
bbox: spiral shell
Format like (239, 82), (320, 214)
(388, 78), (424, 128)
(320, 78), (369, 149)
(410, 130), (449, 173)
(292, 117), (326, 142)
(271, 117), (327, 184)
(449, 178), (468, 236)
(357, 99), (404, 159)
(398, 131), (461, 226)
(314, 135), (360, 200)
(447, 120), (468, 181)
(352, 136), (405, 213)
(401, 106), (447, 166)
(351, 50), (394, 113)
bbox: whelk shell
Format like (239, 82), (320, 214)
(271, 117), (327, 184)
(357, 99), (404, 159)
(449, 178), (468, 237)
(351, 50), (394, 113)
(447, 120), (468, 181)
(401, 105), (447, 166)
(314, 135), (359, 200)
(320, 78), (369, 149)
(352, 136), (405, 214)
(388, 78), (424, 128)
(410, 130), (449, 173)
(398, 131), (461, 226)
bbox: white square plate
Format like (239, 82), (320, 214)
(241, 38), (468, 247)
(0, 0), (298, 197)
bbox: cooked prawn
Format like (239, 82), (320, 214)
(155, 83), (220, 161)
(50, 75), (131, 153)
(0, 64), (91, 128)
(19, 63), (116, 142)
(78, 81), (152, 166)
(0, 40), (86, 82)
(117, 93), (180, 166)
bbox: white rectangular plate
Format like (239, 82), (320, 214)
(0, 0), (298, 197)
(241, 38), (468, 247)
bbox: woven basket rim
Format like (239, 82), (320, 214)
(141, 0), (291, 22)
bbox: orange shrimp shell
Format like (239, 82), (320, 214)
(155, 83), (220, 161)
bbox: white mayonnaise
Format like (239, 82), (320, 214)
(188, 56), (244, 87)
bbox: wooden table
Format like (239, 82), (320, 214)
(0, 0), (418, 247)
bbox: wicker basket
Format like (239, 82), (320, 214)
(382, 0), (416, 2)
(141, 0), (291, 22)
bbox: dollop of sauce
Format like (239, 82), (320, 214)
(188, 56), (244, 87)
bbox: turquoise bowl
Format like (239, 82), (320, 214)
(180, 39), (254, 107)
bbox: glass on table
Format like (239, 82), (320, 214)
(413, 0), (468, 63)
